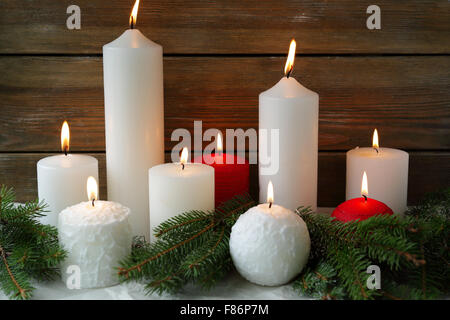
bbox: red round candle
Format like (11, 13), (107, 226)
(194, 153), (249, 207)
(331, 197), (393, 222)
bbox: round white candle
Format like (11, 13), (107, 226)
(259, 40), (318, 211)
(346, 130), (409, 214)
(58, 178), (132, 289)
(148, 149), (214, 242)
(230, 182), (310, 286)
(37, 122), (98, 226)
(103, 1), (164, 240)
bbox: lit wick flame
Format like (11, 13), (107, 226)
(129, 0), (140, 29)
(361, 171), (369, 201)
(180, 147), (188, 170)
(87, 176), (98, 207)
(267, 181), (274, 209)
(61, 121), (70, 156)
(217, 132), (223, 155)
(284, 39), (296, 78)
(372, 129), (379, 154)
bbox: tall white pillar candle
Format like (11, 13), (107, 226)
(346, 129), (409, 214)
(59, 177), (132, 289)
(259, 40), (319, 211)
(148, 148), (214, 242)
(103, 1), (164, 240)
(37, 121), (98, 226)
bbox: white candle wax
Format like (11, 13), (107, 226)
(103, 28), (164, 240)
(148, 163), (214, 242)
(230, 203), (310, 286)
(37, 154), (98, 226)
(58, 200), (132, 289)
(259, 76), (319, 211)
(346, 147), (409, 214)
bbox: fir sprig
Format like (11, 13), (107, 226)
(0, 186), (67, 300)
(292, 260), (346, 300)
(294, 188), (450, 300)
(118, 194), (256, 294)
(119, 189), (449, 300)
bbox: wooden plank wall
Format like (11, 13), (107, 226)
(0, 0), (449, 206)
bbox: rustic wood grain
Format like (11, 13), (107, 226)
(0, 56), (449, 152)
(0, 0), (449, 54)
(1, 152), (448, 207)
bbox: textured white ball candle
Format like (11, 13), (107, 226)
(230, 182), (310, 286)
(58, 177), (132, 289)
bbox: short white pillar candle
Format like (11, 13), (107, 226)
(230, 181), (310, 286)
(58, 177), (132, 289)
(346, 129), (409, 215)
(37, 121), (98, 226)
(148, 147), (214, 242)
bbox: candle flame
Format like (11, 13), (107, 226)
(267, 180), (274, 206)
(180, 147), (188, 165)
(372, 129), (379, 149)
(61, 121), (70, 155)
(361, 171), (369, 198)
(217, 132), (223, 153)
(129, 0), (140, 29)
(284, 39), (296, 78)
(86, 176), (98, 205)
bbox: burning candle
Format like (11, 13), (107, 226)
(194, 132), (249, 207)
(58, 177), (132, 289)
(259, 39), (319, 211)
(346, 129), (409, 215)
(37, 121), (99, 226)
(103, 0), (164, 240)
(148, 147), (214, 242)
(333, 171), (393, 222)
(230, 181), (310, 286)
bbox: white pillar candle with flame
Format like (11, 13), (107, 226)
(58, 177), (132, 289)
(103, 0), (164, 240)
(230, 181), (310, 286)
(259, 39), (319, 211)
(346, 129), (409, 214)
(148, 147), (214, 242)
(37, 121), (99, 226)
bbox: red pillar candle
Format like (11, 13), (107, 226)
(194, 133), (249, 207)
(332, 171), (393, 222)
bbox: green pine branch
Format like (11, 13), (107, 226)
(118, 194), (256, 294)
(294, 188), (450, 300)
(119, 189), (449, 300)
(0, 186), (67, 300)
(292, 260), (346, 300)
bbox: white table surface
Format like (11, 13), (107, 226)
(0, 208), (333, 300)
(0, 272), (310, 300)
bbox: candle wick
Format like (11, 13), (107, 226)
(64, 147), (68, 156)
(92, 199), (95, 207)
(286, 69), (292, 79)
(130, 17), (134, 29)
(181, 163), (185, 170)
(374, 147), (379, 154)
(363, 195), (368, 202)
(269, 202), (272, 209)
